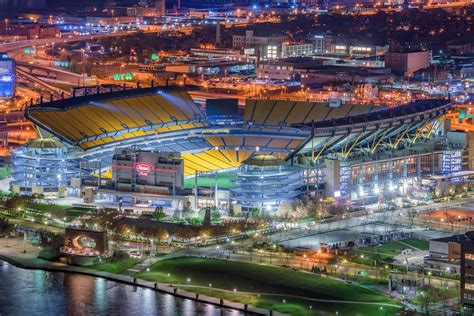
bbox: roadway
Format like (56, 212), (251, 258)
(0, 26), (197, 54)
(0, 32), (132, 53)
(16, 68), (70, 97)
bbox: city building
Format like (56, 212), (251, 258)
(0, 52), (15, 99)
(461, 232), (474, 312)
(86, 15), (143, 27)
(165, 60), (253, 75)
(155, 0), (166, 16)
(300, 66), (393, 85)
(385, 50), (432, 76)
(257, 57), (323, 80)
(429, 231), (474, 311)
(233, 30), (287, 61)
(0, 23), (60, 40)
(282, 43), (314, 58)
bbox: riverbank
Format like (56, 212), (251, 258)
(0, 237), (274, 316)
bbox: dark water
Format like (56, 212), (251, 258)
(0, 260), (241, 316)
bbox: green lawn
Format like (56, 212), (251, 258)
(88, 257), (142, 274)
(184, 171), (236, 189)
(135, 257), (402, 315)
(351, 238), (429, 261)
(399, 238), (429, 251)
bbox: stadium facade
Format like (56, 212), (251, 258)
(14, 86), (474, 214)
(11, 138), (78, 197)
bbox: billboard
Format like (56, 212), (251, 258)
(205, 98), (240, 121)
(0, 56), (15, 98)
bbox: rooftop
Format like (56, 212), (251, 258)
(24, 138), (66, 149)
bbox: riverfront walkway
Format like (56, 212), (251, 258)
(0, 237), (279, 316)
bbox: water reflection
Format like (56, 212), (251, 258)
(0, 261), (241, 316)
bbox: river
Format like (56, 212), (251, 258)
(0, 260), (242, 316)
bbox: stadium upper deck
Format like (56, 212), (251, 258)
(24, 87), (451, 175)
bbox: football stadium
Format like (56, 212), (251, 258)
(11, 85), (473, 215)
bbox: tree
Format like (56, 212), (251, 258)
(0, 217), (14, 236)
(443, 209), (456, 232)
(417, 286), (440, 313)
(174, 226), (198, 240)
(407, 208), (417, 227)
(89, 208), (120, 231)
(152, 206), (166, 221)
(248, 207), (261, 219)
(182, 201), (192, 219)
(211, 209), (221, 222)
(276, 202), (293, 227)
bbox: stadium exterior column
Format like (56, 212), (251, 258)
(214, 171), (218, 209)
(194, 171), (198, 210)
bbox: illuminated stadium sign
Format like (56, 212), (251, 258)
(134, 162), (153, 176)
(112, 163), (177, 175)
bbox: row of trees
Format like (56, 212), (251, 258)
(81, 207), (265, 245)
(276, 196), (347, 224)
(417, 285), (453, 313)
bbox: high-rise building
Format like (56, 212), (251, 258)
(156, 0), (165, 15)
(0, 52), (15, 99)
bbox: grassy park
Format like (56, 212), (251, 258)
(135, 257), (402, 315)
(350, 238), (429, 261)
(88, 257), (142, 274)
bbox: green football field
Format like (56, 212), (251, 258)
(184, 171), (236, 189)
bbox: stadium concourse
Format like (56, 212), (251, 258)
(16, 85), (461, 213)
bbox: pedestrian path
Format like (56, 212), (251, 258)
(177, 284), (402, 308)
